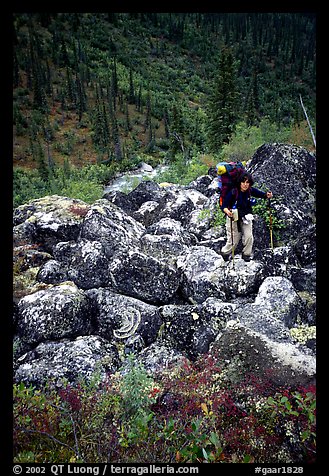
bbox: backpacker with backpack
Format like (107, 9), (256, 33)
(216, 160), (246, 207)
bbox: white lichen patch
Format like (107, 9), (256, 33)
(290, 325), (316, 345)
(262, 335), (316, 376)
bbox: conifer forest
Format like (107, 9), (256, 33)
(13, 12), (316, 206)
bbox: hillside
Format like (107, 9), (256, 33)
(13, 13), (316, 204)
(13, 13), (316, 212)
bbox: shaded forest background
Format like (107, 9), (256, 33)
(13, 12), (316, 207)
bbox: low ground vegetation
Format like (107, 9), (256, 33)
(13, 353), (316, 464)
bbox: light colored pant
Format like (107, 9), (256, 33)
(221, 217), (253, 257)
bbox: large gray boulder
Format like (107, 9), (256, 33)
(85, 288), (162, 346)
(236, 276), (303, 341)
(248, 143), (316, 243)
(16, 282), (93, 347)
(14, 335), (120, 388)
(13, 195), (89, 252)
(158, 304), (215, 360)
(109, 249), (182, 304)
(80, 199), (145, 259)
(38, 239), (112, 289)
(209, 322), (315, 389)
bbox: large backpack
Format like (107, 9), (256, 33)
(216, 161), (246, 206)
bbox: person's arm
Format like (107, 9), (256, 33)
(251, 187), (273, 199)
(221, 190), (234, 217)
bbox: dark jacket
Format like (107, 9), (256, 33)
(221, 187), (267, 218)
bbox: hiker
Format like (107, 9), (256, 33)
(220, 172), (273, 262)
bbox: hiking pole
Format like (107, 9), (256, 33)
(230, 216), (235, 267)
(268, 198), (274, 251)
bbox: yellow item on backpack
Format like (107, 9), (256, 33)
(217, 164), (227, 175)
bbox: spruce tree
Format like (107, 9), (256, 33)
(163, 109), (170, 139)
(124, 102), (131, 133)
(76, 74), (87, 121)
(169, 102), (185, 156)
(206, 47), (239, 152)
(128, 68), (135, 104)
(245, 65), (260, 126)
(111, 57), (118, 109)
(108, 83), (122, 161)
(144, 89), (152, 133)
(36, 141), (49, 182)
(136, 84), (142, 113)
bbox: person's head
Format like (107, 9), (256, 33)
(239, 172), (254, 191)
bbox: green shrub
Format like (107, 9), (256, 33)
(252, 196), (286, 243)
(156, 153), (208, 185)
(13, 163), (116, 208)
(218, 120), (292, 163)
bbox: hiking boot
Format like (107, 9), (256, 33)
(242, 254), (252, 262)
(221, 252), (230, 262)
